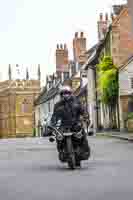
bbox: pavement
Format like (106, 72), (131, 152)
(96, 131), (133, 142)
(0, 137), (133, 200)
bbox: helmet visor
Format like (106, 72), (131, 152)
(60, 90), (72, 96)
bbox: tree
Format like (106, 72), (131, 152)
(97, 56), (119, 129)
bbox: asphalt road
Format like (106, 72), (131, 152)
(0, 136), (133, 200)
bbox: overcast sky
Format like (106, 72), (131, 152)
(0, 0), (127, 84)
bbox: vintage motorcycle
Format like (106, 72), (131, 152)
(48, 120), (90, 169)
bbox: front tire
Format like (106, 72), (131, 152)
(66, 136), (76, 170)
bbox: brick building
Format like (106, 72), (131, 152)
(111, 5), (133, 67)
(97, 5), (133, 68)
(95, 5), (133, 130)
(128, 0), (133, 32)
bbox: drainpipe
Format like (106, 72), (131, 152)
(93, 68), (98, 135)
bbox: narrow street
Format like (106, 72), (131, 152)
(0, 136), (133, 200)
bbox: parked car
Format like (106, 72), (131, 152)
(42, 112), (53, 136)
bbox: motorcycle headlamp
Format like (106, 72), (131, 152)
(74, 130), (83, 139)
(56, 133), (63, 141)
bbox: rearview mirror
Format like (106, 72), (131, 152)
(49, 136), (55, 143)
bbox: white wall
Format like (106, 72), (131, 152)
(87, 68), (95, 125)
(34, 92), (60, 136)
(119, 59), (133, 130)
(119, 60), (133, 96)
(87, 67), (110, 129)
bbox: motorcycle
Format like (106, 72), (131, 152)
(48, 120), (90, 169)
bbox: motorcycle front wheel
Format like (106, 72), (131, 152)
(66, 136), (76, 170)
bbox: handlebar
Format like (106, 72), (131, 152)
(47, 125), (63, 137)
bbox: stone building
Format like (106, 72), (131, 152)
(0, 65), (41, 138)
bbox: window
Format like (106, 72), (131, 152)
(64, 72), (69, 80)
(21, 98), (31, 113)
(48, 102), (50, 112)
(57, 72), (61, 79)
(0, 104), (2, 113)
(71, 65), (76, 75)
(1, 120), (5, 129)
(131, 78), (133, 89)
(81, 70), (87, 78)
(113, 48), (117, 53)
(21, 104), (29, 113)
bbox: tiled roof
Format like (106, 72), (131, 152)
(84, 40), (104, 70)
(85, 44), (98, 56)
(119, 55), (133, 71)
(34, 81), (61, 105)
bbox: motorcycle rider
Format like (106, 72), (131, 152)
(50, 85), (90, 166)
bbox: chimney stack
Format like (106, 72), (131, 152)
(56, 42), (69, 73)
(97, 12), (110, 41)
(73, 31), (86, 64)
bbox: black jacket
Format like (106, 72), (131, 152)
(51, 96), (87, 127)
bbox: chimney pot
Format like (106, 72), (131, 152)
(60, 44), (63, 49)
(113, 5), (123, 16)
(100, 13), (103, 20)
(75, 32), (78, 38)
(64, 43), (67, 49)
(57, 44), (59, 49)
(80, 32), (84, 37)
(111, 13), (114, 21)
(105, 13), (108, 21)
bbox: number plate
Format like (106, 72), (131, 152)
(63, 132), (73, 136)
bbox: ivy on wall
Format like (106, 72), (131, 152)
(97, 56), (119, 128)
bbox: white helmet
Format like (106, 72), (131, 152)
(59, 85), (73, 101)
